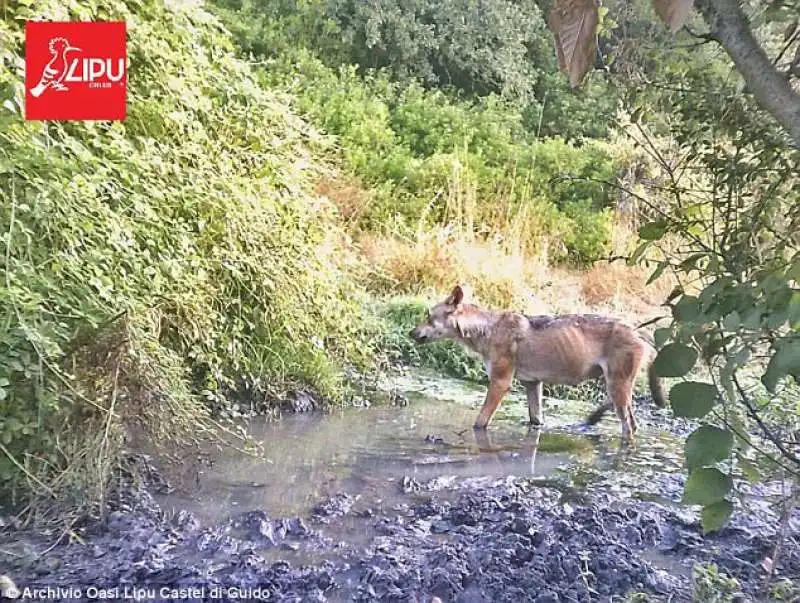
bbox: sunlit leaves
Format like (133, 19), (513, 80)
(0, 0), (377, 498)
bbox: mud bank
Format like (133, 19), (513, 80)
(3, 461), (799, 603)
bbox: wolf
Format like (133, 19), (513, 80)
(409, 284), (667, 444)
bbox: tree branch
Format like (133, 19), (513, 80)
(696, 0), (800, 147)
(732, 373), (800, 470)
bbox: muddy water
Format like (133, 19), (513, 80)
(156, 369), (683, 530)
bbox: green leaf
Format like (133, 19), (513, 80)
(669, 381), (718, 418)
(647, 261), (667, 285)
(701, 500), (733, 535)
(672, 295), (701, 322)
(678, 252), (708, 271)
(761, 338), (800, 393)
(654, 343), (698, 377)
(685, 425), (732, 469)
(722, 311), (740, 331)
(741, 309), (762, 330)
(654, 327), (672, 349)
(639, 220), (668, 241)
(736, 457), (761, 484)
(683, 467), (733, 506)
(628, 241), (649, 265)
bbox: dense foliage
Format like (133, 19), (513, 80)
(258, 50), (620, 263)
(0, 0), (378, 515)
(214, 0), (621, 141)
(591, 0), (800, 534)
(1, 0), (797, 566)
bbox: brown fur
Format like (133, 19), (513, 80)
(410, 284), (666, 445)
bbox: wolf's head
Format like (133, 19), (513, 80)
(409, 284), (474, 343)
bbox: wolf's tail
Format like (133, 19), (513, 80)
(647, 361), (667, 408)
(640, 332), (667, 409)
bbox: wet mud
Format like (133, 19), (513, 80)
(2, 371), (799, 602)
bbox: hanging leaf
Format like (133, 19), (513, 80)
(683, 467), (733, 506)
(684, 425), (732, 469)
(701, 500), (733, 534)
(669, 381), (718, 418)
(647, 261), (668, 285)
(548, 0), (600, 88)
(654, 327), (672, 349)
(736, 456), (762, 484)
(672, 295), (701, 323)
(639, 220), (668, 241)
(652, 0), (695, 33)
(653, 342), (698, 377)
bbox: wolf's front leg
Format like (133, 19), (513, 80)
(473, 361), (513, 429)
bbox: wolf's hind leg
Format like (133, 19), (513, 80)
(522, 380), (543, 426)
(605, 377), (635, 444)
(606, 348), (644, 445)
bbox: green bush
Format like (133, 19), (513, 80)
(263, 50), (618, 262)
(212, 0), (622, 141)
(375, 297), (486, 382)
(0, 0), (375, 515)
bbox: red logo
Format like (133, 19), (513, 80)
(25, 21), (127, 121)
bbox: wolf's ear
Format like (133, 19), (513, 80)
(448, 284), (471, 307)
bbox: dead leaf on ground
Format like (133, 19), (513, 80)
(547, 0), (600, 88)
(653, 0), (694, 33)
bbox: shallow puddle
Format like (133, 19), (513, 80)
(156, 369), (683, 526)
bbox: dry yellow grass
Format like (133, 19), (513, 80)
(314, 175), (372, 224)
(579, 261), (676, 314)
(356, 225), (673, 328)
(315, 169), (675, 327)
(357, 227), (549, 313)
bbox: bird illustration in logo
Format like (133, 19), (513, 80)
(29, 37), (81, 98)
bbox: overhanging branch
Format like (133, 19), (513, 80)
(696, 0), (800, 147)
